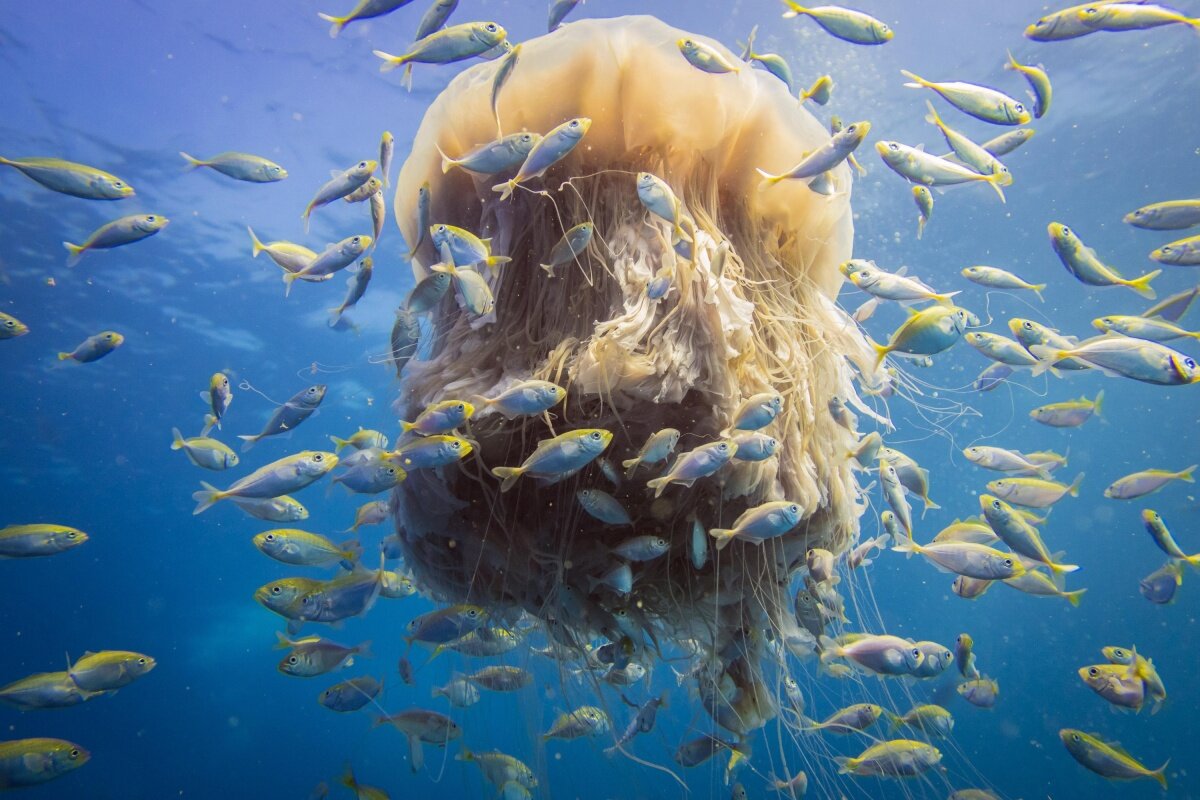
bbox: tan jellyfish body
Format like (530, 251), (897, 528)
(388, 16), (874, 734)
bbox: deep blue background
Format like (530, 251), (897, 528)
(1, 1), (1198, 798)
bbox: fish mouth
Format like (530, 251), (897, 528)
(873, 141), (890, 156)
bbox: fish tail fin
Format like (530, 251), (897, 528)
(780, 1), (809, 20)
(621, 457), (640, 477)
(491, 179), (517, 200)
(491, 466), (525, 492)
(1028, 345), (1070, 377)
(237, 435), (258, 453)
(890, 522), (920, 558)
(1091, 390), (1104, 419)
(708, 528), (735, 552)
(645, 476), (669, 498)
(934, 290), (961, 306)
(900, 69), (928, 89)
(1031, 284), (1046, 302)
(329, 435), (349, 452)
(200, 414), (217, 437)
(916, 216), (926, 240)
(371, 49), (402, 71)
(434, 143), (455, 175)
(338, 763), (356, 790)
(455, 747), (474, 763)
(922, 99), (943, 129)
(317, 12), (347, 38)
(983, 173), (1007, 203)
(485, 255), (511, 272)
(1004, 49), (1019, 70)
(539, 262), (557, 277)
(170, 427), (186, 450)
(1177, 464), (1197, 483)
(817, 634), (841, 661)
(399, 420), (416, 434)
(300, 206), (312, 234)
(191, 481), (223, 515)
(340, 539), (362, 570)
(755, 167), (785, 186)
(401, 63), (414, 91)
(179, 151), (204, 170)
(282, 270), (298, 298)
(1152, 761), (1170, 789)
(246, 226), (266, 258)
(1128, 269), (1161, 300)
(356, 640), (373, 659)
(63, 241), (85, 268)
(1064, 588), (1086, 607)
(1066, 472), (1085, 498)
(870, 340), (890, 371)
(1049, 560), (1080, 576)
(833, 756), (854, 774)
(922, 496), (941, 515)
(885, 711), (903, 734)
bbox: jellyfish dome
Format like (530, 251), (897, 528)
(391, 15), (874, 733)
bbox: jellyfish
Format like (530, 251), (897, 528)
(389, 15), (874, 738)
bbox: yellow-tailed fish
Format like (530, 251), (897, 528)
(1059, 729), (1167, 787)
(1105, 465), (1195, 500)
(1048, 222), (1160, 298)
(63, 214), (169, 267)
(179, 151), (286, 182)
(901, 69), (1030, 125)
(0, 155), (133, 199)
(781, 3), (893, 44)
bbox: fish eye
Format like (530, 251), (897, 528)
(656, 538), (667, 547)
(944, 650), (953, 660)
(147, 215), (156, 222)
(1186, 358), (1197, 369)
(1061, 226), (1071, 236)
(289, 656), (298, 664)
(1115, 649), (1126, 657)
(846, 125), (857, 134)
(1003, 558), (1013, 567)
(887, 142), (899, 151)
(105, 333), (115, 340)
(69, 749), (80, 759)
(313, 454), (324, 462)
(570, 120), (580, 128)
(358, 161), (367, 168)
(467, 609), (479, 617)
(911, 648), (920, 657)
(1088, 667), (1099, 676)
(265, 534), (274, 541)
(790, 504), (800, 513)
(1161, 246), (1173, 254)
(114, 182), (124, 188)
(718, 443), (728, 451)
(1014, 103), (1026, 113)
(590, 431), (602, 440)
(1083, 6), (1097, 14)
(138, 657), (146, 665)
(3, 320), (12, 328)
(683, 39), (693, 47)
(271, 586), (282, 595)
(455, 403), (465, 411)
(486, 23), (497, 31)
(991, 500), (1001, 509)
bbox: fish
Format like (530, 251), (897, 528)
(253, 529), (358, 568)
(179, 151), (286, 182)
(957, 677), (999, 708)
(318, 0), (416, 37)
(673, 735), (748, 768)
(405, 605), (487, 645)
(0, 738), (90, 789)
(1142, 510), (1200, 565)
(781, 3), (894, 44)
(432, 676), (481, 707)
(430, 223), (512, 272)
(636, 172), (689, 241)
(818, 634), (923, 676)
(1059, 729), (1167, 787)
(277, 634), (370, 677)
(456, 748), (537, 793)
(690, 517), (710, 570)
(835, 740), (943, 777)
(768, 771), (809, 797)
(0, 671), (107, 710)
(405, 182), (432, 258)
(0, 523), (89, 559)
(1151, 234), (1200, 266)
(964, 446), (1051, 477)
(0, 311), (29, 339)
(379, 571), (416, 599)
(170, 428), (238, 471)
(473, 380), (566, 417)
(987, 474), (1083, 508)
(901, 69), (1031, 125)
(339, 764), (389, 800)
(192, 450), (337, 514)
(1008, 318), (1091, 370)
(301, 160), (377, 231)
(492, 428), (613, 491)
(799, 74), (833, 105)
(646, 440), (737, 497)
(1003, 570), (1087, 606)
(388, 435), (472, 470)
(57, 330), (124, 363)
(1093, 314), (1200, 342)
(807, 547), (835, 581)
(709, 501), (803, 551)
(910, 641), (955, 678)
(238, 385), (326, 450)
(955, 633), (979, 679)
(726, 392), (784, 433)
(973, 362), (1014, 391)
(803, 703), (885, 733)
(935, 519), (998, 545)
(924, 101), (1012, 184)
(1029, 391), (1103, 427)
(587, 562), (633, 594)
(1030, 337), (1199, 384)
(1077, 664), (1145, 713)
(607, 693), (668, 753)
(247, 227), (318, 275)
(1077, 2), (1200, 33)
(1048, 222), (1160, 298)
(201, 372), (234, 434)
(1103, 645), (1166, 706)
(847, 431), (883, 468)
(1003, 51), (1052, 118)
(1025, 1), (1114, 40)
(913, 185), (933, 238)
(578, 489), (632, 525)
(894, 529), (1026, 580)
(68, 650), (156, 691)
(850, 265), (958, 305)
(284, 237), (372, 295)
(379, 131), (394, 187)
(374, 20), (507, 90)
(438, 132), (541, 176)
(464, 666), (532, 692)
(343, 177), (382, 203)
(332, 459), (406, 494)
(0, 155), (133, 199)
(677, 37), (741, 74)
(889, 704), (955, 738)
(490, 43), (520, 132)
(1140, 560), (1183, 604)
(319, 676), (382, 712)
(953, 575), (994, 599)
(1105, 465), (1195, 499)
(871, 304), (976, 368)
(879, 460), (913, 536)
(255, 577), (326, 620)
(540, 222), (593, 276)
(757, 121), (870, 187)
(232, 495), (309, 522)
(374, 708), (463, 772)
(400, 399), (474, 434)
(547, 0), (582, 30)
(981, 494), (1078, 574)
(1125, 199), (1200, 231)
(431, 628), (520, 659)
(961, 265), (1045, 300)
(330, 429), (389, 452)
(542, 706), (611, 740)
(430, 259), (494, 316)
(493, 117), (591, 200)
(407, 271), (452, 314)
(738, 25), (795, 91)
(63, 213), (168, 267)
(876, 141), (1007, 201)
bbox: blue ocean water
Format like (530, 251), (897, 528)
(1, 1), (1198, 798)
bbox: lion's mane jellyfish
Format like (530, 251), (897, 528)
(391, 15), (874, 735)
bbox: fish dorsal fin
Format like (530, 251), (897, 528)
(894, 265), (909, 277)
(330, 169), (343, 178)
(83, 650), (97, 658)
(914, 143), (926, 152)
(905, 306), (921, 317)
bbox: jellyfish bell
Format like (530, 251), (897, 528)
(390, 15), (875, 734)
